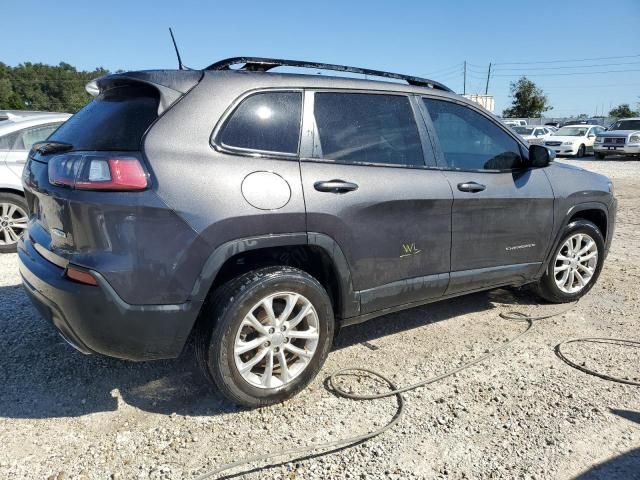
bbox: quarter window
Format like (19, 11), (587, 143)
(0, 131), (20, 150)
(219, 91), (302, 155)
(14, 123), (62, 151)
(312, 92), (424, 167)
(423, 98), (523, 170)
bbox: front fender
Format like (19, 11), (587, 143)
(539, 201), (612, 276)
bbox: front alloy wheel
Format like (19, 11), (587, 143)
(537, 219), (605, 303)
(553, 233), (598, 294)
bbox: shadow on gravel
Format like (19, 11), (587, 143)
(0, 283), (540, 419)
(333, 286), (540, 351)
(574, 447), (640, 480)
(610, 408), (640, 425)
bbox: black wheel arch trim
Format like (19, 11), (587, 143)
(539, 201), (611, 277)
(189, 232), (360, 319)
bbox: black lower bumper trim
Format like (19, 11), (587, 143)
(18, 237), (202, 361)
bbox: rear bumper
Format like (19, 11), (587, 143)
(18, 236), (201, 361)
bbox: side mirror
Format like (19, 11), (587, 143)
(528, 144), (555, 168)
(588, 134), (595, 138)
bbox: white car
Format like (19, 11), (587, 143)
(503, 119), (527, 127)
(0, 112), (71, 252)
(544, 124), (606, 158)
(512, 126), (552, 145)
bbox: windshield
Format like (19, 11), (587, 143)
(555, 127), (587, 136)
(513, 126), (534, 135)
(611, 120), (640, 131)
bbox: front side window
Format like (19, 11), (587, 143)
(312, 92), (424, 167)
(423, 98), (523, 170)
(218, 91), (302, 155)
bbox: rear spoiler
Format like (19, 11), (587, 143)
(86, 70), (203, 114)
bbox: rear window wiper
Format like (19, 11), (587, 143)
(31, 141), (73, 155)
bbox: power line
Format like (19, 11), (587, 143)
(493, 60), (640, 71)
(492, 68), (640, 77)
(537, 83), (640, 89)
(424, 63), (463, 76)
(494, 53), (640, 65)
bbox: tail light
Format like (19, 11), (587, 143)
(48, 153), (149, 191)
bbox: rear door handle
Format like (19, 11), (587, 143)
(314, 179), (359, 193)
(457, 181), (486, 193)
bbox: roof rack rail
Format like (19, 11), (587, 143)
(205, 57), (454, 93)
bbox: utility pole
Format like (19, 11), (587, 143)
(485, 62), (492, 95)
(463, 61), (467, 95)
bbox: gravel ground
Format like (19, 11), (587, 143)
(1, 155), (639, 480)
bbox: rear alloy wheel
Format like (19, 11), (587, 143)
(576, 144), (586, 158)
(196, 266), (334, 407)
(234, 291), (320, 389)
(0, 193), (28, 254)
(536, 219), (605, 303)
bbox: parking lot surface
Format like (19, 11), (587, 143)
(1, 156), (639, 480)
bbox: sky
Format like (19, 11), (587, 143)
(4, 0), (640, 117)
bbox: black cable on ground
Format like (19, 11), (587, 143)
(555, 337), (640, 386)
(194, 303), (577, 480)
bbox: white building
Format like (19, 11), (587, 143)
(463, 94), (495, 113)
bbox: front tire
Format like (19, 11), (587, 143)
(196, 266), (335, 407)
(576, 144), (586, 158)
(536, 219), (605, 303)
(0, 193), (28, 254)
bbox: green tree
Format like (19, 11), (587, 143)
(608, 103), (638, 118)
(0, 62), (109, 113)
(502, 77), (552, 118)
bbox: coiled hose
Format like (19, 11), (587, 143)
(194, 302), (636, 479)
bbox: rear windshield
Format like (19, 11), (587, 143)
(49, 85), (159, 151)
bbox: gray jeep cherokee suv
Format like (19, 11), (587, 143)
(18, 58), (616, 407)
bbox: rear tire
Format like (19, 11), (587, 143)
(195, 266), (335, 407)
(536, 219), (605, 303)
(0, 193), (28, 254)
(594, 152), (606, 160)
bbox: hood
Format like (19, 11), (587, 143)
(599, 130), (638, 137)
(546, 135), (582, 143)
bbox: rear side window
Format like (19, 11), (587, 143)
(423, 98), (523, 171)
(14, 123), (62, 150)
(49, 85), (159, 151)
(218, 91), (302, 155)
(312, 93), (424, 167)
(0, 131), (20, 150)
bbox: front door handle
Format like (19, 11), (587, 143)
(314, 179), (359, 193)
(457, 181), (486, 193)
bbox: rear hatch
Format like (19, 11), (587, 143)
(23, 71), (202, 266)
